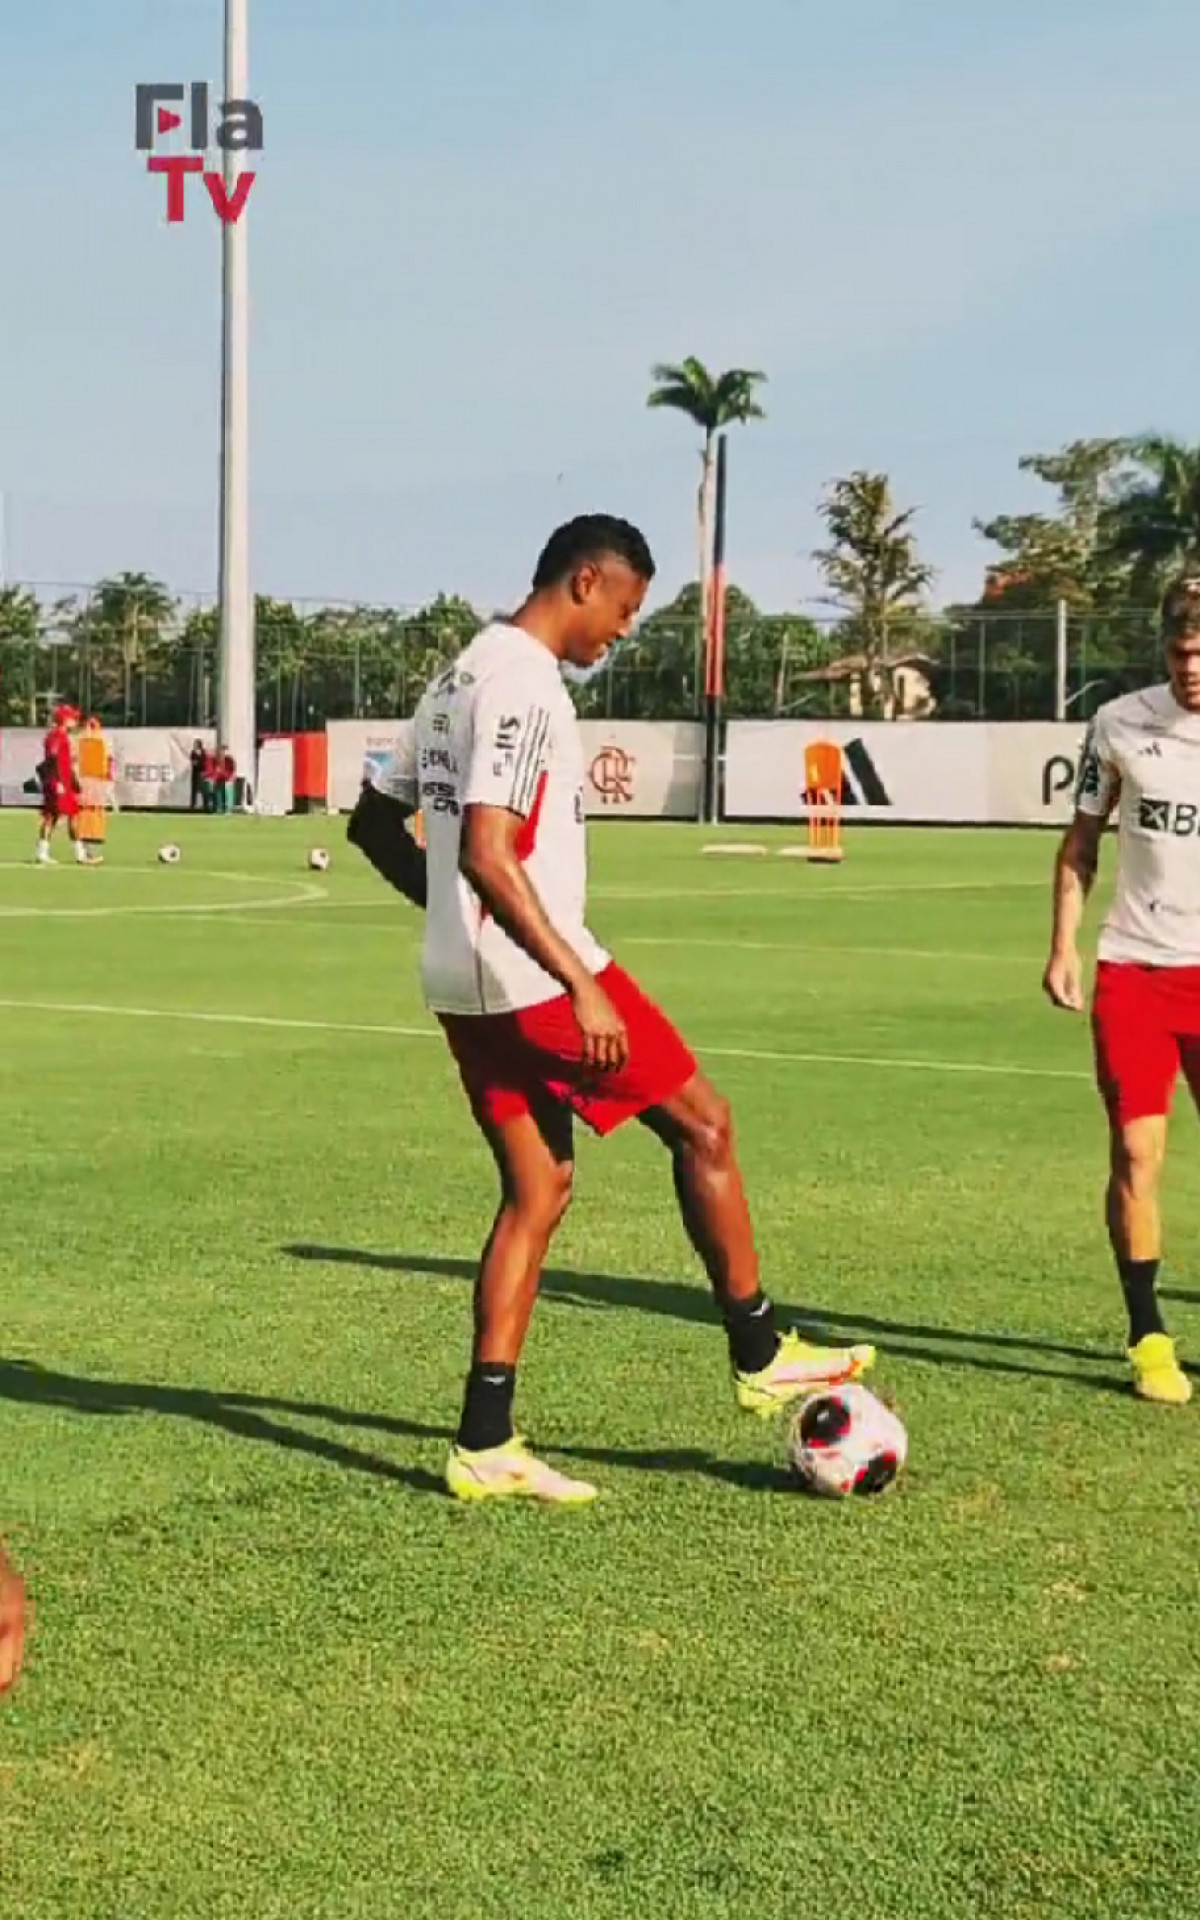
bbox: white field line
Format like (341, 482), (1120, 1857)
(0, 997), (1089, 1082)
(0, 866), (326, 918)
(186, 920), (1041, 967)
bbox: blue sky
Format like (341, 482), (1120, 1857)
(2, 0), (1197, 615)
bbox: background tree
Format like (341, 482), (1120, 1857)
(974, 439), (1135, 610)
(71, 572), (178, 723)
(1098, 436), (1200, 599)
(646, 358), (766, 630)
(813, 472), (934, 719)
(0, 587), (42, 725)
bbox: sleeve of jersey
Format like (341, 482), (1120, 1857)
(370, 729), (418, 809)
(461, 684), (553, 818)
(1074, 715), (1119, 816)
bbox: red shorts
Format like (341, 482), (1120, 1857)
(438, 963), (697, 1138)
(1091, 960), (1200, 1126)
(41, 788), (79, 823)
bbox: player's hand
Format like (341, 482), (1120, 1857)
(0, 1548), (28, 1700)
(1043, 949), (1085, 1012)
(571, 976), (628, 1073)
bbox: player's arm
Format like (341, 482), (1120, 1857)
(346, 736), (427, 910)
(1044, 719), (1118, 1012)
(459, 695), (626, 1068)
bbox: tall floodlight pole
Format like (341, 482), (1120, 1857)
(217, 0), (254, 803)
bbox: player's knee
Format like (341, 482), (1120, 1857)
(687, 1087), (734, 1168)
(547, 1159), (574, 1226)
(1111, 1123), (1166, 1197)
(516, 1160), (574, 1235)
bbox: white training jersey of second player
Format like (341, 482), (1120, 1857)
(1075, 682), (1200, 967)
(373, 621), (610, 1015)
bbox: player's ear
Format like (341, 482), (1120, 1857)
(569, 562), (599, 605)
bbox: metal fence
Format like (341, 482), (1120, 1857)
(0, 583), (1165, 731)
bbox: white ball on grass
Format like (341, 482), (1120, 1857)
(788, 1382), (908, 1498)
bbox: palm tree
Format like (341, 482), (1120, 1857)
(1099, 437), (1200, 598)
(74, 572), (177, 722)
(647, 358), (766, 625)
(813, 471), (934, 719)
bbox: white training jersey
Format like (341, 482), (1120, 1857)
(373, 621), (609, 1015)
(1075, 683), (1200, 967)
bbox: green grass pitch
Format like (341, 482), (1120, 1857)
(2, 810), (1200, 1919)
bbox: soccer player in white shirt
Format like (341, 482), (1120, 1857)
(1043, 574), (1200, 1405)
(351, 515), (874, 1502)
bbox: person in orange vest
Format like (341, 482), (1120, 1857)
(77, 716), (114, 863)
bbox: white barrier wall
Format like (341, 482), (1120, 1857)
(0, 727), (214, 809)
(112, 728), (215, 810)
(326, 717), (705, 819)
(724, 720), (1088, 825)
(326, 720), (414, 813)
(578, 721), (703, 818)
(0, 730), (44, 807)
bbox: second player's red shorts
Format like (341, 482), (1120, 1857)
(1092, 960), (1200, 1126)
(438, 963), (697, 1137)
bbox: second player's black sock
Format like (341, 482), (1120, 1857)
(724, 1292), (779, 1375)
(457, 1363), (517, 1452)
(1119, 1258), (1166, 1345)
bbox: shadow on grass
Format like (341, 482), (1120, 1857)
(0, 1358), (793, 1496)
(284, 1242), (1137, 1393)
(0, 1246), (1147, 1497)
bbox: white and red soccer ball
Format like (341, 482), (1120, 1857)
(788, 1382), (907, 1498)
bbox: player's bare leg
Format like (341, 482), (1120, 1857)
(641, 1073), (760, 1304)
(1106, 1111), (1190, 1404)
(641, 1071), (874, 1412)
(1106, 1114), (1166, 1272)
(446, 1104), (597, 1503)
(474, 1105), (574, 1369)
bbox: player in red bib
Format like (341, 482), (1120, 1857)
(35, 704), (87, 866)
(1044, 574), (1200, 1405)
(350, 515), (874, 1504)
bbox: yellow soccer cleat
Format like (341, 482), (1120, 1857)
(734, 1329), (876, 1418)
(445, 1436), (599, 1505)
(1129, 1333), (1192, 1406)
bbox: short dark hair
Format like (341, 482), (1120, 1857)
(1161, 571), (1200, 642)
(532, 514), (655, 590)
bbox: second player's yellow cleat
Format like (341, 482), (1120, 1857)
(734, 1329), (876, 1418)
(1129, 1332), (1192, 1406)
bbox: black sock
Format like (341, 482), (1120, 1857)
(724, 1292), (779, 1375)
(1119, 1259), (1165, 1345)
(457, 1363), (517, 1451)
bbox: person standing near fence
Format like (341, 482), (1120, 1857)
(190, 739), (207, 811)
(201, 745), (219, 813)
